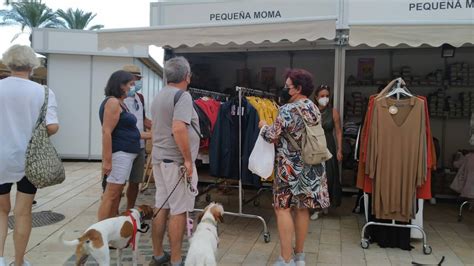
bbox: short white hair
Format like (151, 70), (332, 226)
(2, 44), (40, 71)
(164, 56), (191, 84)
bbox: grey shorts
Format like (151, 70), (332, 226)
(129, 148), (146, 183)
(153, 162), (198, 216)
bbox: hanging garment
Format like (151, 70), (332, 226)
(209, 97), (261, 187)
(195, 97), (221, 150)
(246, 96), (279, 182)
(320, 107), (342, 207)
(366, 97), (426, 222)
(450, 153), (474, 199)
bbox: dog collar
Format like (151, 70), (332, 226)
(201, 217), (218, 227)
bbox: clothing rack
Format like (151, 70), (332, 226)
(188, 87), (230, 98)
(237, 86), (276, 98)
(360, 193), (432, 254)
(458, 200), (473, 221)
(359, 81), (432, 254)
(195, 86), (271, 243)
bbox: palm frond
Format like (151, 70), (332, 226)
(56, 7), (102, 30)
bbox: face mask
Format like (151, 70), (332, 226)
(318, 97), (330, 107)
(279, 87), (292, 105)
(134, 80), (143, 92)
(128, 86), (136, 97)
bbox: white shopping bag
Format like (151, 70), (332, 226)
(248, 127), (275, 180)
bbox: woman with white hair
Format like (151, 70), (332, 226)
(0, 45), (59, 266)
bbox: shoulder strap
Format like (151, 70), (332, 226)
(34, 86), (49, 128)
(284, 131), (301, 151)
(137, 92), (145, 107)
(174, 89), (185, 106)
(173, 89), (203, 138)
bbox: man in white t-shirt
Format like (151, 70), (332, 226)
(122, 65), (152, 209)
(0, 44), (59, 266)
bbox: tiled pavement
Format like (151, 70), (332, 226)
(2, 162), (473, 265)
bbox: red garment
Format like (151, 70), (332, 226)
(357, 96), (432, 199)
(195, 98), (221, 149)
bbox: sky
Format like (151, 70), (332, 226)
(0, 0), (164, 64)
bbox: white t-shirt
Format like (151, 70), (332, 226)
(124, 93), (145, 149)
(0, 77), (59, 184)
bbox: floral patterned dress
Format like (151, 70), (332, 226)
(261, 99), (330, 209)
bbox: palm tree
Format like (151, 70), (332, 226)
(0, 0), (63, 41)
(56, 8), (103, 30)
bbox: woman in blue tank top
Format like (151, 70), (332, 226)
(97, 70), (141, 221)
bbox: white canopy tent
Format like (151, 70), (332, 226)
(98, 19), (337, 50)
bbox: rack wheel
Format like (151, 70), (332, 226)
(205, 194), (211, 203)
(458, 215), (463, 222)
(263, 232), (271, 243)
(253, 199), (260, 207)
(423, 245), (432, 255)
(360, 239), (370, 249)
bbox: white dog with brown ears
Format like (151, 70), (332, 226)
(185, 202), (224, 266)
(59, 205), (154, 266)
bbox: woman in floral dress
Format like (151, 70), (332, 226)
(260, 69), (330, 266)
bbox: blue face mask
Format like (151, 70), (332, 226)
(134, 80), (143, 92)
(127, 80), (142, 97)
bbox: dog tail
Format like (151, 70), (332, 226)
(59, 231), (80, 246)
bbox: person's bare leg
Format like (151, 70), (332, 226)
(275, 207), (295, 262)
(168, 213), (186, 264)
(294, 208), (310, 253)
(126, 182), (140, 210)
(13, 192), (34, 266)
(152, 209), (169, 257)
(98, 183), (124, 221)
(0, 194), (11, 257)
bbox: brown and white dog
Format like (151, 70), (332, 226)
(185, 202), (224, 266)
(59, 205), (154, 266)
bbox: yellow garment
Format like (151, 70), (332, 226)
(246, 96), (279, 182)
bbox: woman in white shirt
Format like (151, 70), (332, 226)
(0, 45), (59, 266)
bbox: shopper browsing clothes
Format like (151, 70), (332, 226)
(149, 57), (200, 266)
(311, 85), (343, 220)
(122, 65), (152, 209)
(259, 69), (330, 266)
(0, 45), (59, 266)
(97, 70), (141, 221)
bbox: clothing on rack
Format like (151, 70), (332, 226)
(247, 96), (279, 181)
(261, 99), (330, 209)
(450, 153), (474, 199)
(366, 96), (426, 222)
(194, 97), (222, 150)
(209, 97), (261, 187)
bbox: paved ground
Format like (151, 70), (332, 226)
(2, 162), (473, 265)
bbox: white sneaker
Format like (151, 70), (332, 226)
(310, 212), (319, 220)
(0, 257), (7, 266)
(294, 253), (305, 266)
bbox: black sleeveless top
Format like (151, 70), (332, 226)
(99, 97), (140, 154)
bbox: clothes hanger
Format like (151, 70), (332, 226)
(385, 78), (413, 100)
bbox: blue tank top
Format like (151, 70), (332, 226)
(99, 97), (141, 154)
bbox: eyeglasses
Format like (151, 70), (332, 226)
(284, 84), (295, 89)
(133, 99), (140, 111)
(319, 84), (330, 89)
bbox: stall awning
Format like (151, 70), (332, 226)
(349, 25), (474, 48)
(98, 19), (336, 50)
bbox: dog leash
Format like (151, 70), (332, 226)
(151, 165), (198, 223)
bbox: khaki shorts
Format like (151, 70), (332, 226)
(153, 162), (198, 215)
(129, 148), (146, 183)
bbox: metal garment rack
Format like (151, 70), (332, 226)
(458, 200), (473, 222)
(194, 86), (271, 243)
(359, 84), (432, 255)
(188, 87), (230, 99)
(360, 193), (432, 255)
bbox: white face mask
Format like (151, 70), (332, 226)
(318, 97), (330, 106)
